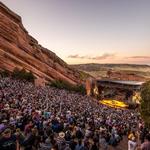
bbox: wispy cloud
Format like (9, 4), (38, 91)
(68, 53), (116, 60)
(67, 54), (87, 59)
(127, 56), (150, 59)
(91, 53), (116, 60)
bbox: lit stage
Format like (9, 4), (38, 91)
(100, 99), (128, 108)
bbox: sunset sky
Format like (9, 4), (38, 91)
(1, 0), (150, 65)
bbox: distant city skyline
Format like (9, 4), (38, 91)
(1, 0), (150, 65)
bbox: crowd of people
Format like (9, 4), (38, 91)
(0, 77), (150, 150)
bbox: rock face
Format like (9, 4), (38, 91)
(0, 2), (81, 85)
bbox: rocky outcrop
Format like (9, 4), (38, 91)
(0, 2), (82, 85)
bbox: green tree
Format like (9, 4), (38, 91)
(19, 68), (26, 79)
(26, 71), (35, 82)
(12, 67), (35, 82)
(12, 67), (20, 78)
(49, 80), (86, 95)
(0, 70), (10, 77)
(140, 81), (150, 128)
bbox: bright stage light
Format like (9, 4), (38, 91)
(100, 99), (128, 108)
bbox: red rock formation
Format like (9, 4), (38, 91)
(0, 2), (82, 85)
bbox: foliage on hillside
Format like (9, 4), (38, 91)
(140, 81), (150, 128)
(0, 68), (35, 82)
(79, 71), (91, 80)
(12, 68), (35, 82)
(49, 80), (86, 95)
(0, 70), (10, 77)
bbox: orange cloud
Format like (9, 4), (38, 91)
(127, 56), (150, 59)
(68, 53), (116, 60)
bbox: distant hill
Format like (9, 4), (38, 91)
(71, 64), (150, 80)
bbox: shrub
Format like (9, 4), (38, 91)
(12, 67), (21, 79)
(79, 71), (90, 80)
(49, 80), (86, 94)
(72, 84), (86, 95)
(12, 67), (35, 82)
(0, 70), (10, 77)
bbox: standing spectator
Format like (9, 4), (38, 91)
(0, 128), (17, 150)
(128, 131), (137, 150)
(141, 134), (150, 150)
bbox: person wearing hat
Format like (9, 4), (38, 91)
(0, 128), (17, 150)
(59, 131), (65, 139)
(57, 132), (66, 149)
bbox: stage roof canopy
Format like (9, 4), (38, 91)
(97, 79), (144, 90)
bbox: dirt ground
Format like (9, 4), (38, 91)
(108, 136), (128, 150)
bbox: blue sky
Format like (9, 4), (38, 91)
(1, 0), (150, 64)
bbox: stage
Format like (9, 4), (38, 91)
(100, 99), (128, 108)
